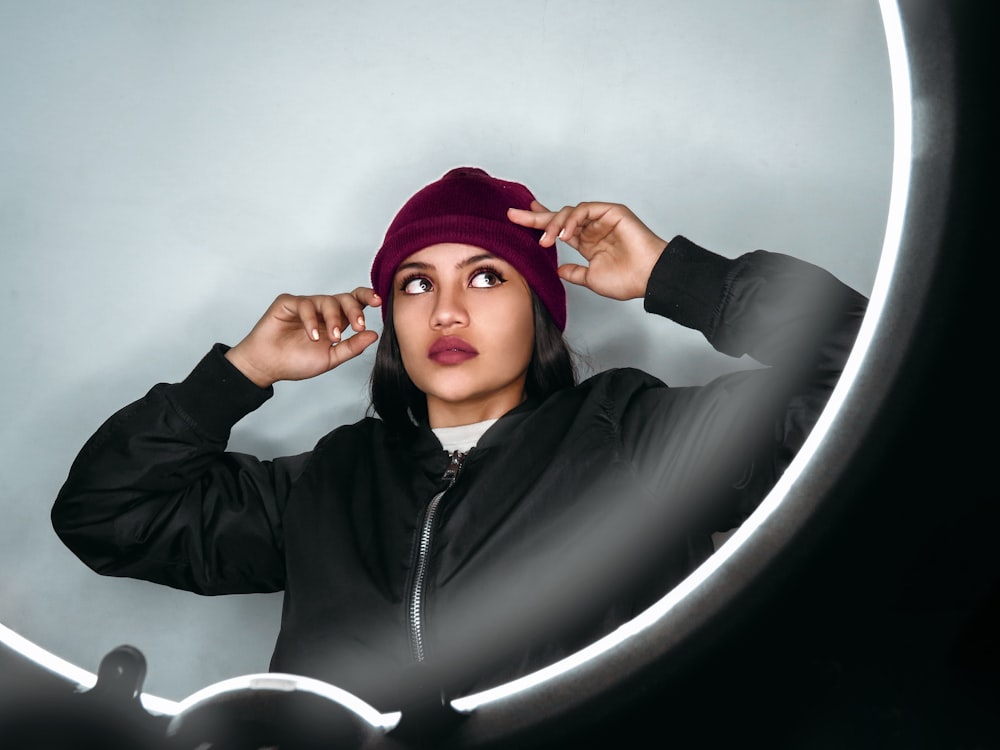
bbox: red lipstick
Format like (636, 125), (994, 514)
(429, 336), (479, 365)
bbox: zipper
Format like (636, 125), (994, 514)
(407, 450), (466, 663)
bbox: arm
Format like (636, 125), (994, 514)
(52, 345), (295, 594)
(634, 235), (867, 529)
(51, 289), (382, 594)
(509, 202), (867, 531)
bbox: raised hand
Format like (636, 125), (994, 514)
(508, 201), (668, 301)
(224, 288), (381, 388)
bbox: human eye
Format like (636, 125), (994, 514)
(400, 274), (433, 295)
(469, 266), (507, 288)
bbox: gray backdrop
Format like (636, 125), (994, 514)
(1, 1), (891, 702)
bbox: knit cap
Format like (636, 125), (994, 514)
(370, 167), (567, 330)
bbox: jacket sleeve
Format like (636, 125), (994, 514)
(51, 343), (307, 595)
(622, 235), (869, 532)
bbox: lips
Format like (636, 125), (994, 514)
(428, 336), (479, 364)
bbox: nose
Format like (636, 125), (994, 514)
(430, 284), (469, 329)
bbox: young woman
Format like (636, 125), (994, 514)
(52, 167), (868, 711)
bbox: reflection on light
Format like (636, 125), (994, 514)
(0, 622), (97, 689)
(452, 0), (913, 712)
(171, 673), (401, 730)
(0, 622), (179, 715)
(0, 0), (914, 725)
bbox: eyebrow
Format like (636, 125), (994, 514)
(394, 252), (500, 275)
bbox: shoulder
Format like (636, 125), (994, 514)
(309, 414), (439, 457)
(577, 367), (668, 401)
(312, 415), (386, 453)
(534, 368), (671, 428)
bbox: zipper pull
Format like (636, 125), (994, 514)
(442, 450), (466, 482)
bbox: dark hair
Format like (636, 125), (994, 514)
(369, 293), (577, 435)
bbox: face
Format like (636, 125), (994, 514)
(392, 243), (536, 428)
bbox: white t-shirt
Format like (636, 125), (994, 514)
(431, 418), (499, 453)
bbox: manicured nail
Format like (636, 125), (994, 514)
(558, 228), (566, 239)
(311, 329), (320, 341)
(333, 327), (341, 340)
(357, 316), (365, 328)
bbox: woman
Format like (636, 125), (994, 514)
(52, 167), (868, 712)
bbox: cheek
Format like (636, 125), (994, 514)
(390, 305), (423, 367)
(498, 298), (536, 369)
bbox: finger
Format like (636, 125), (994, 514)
(315, 295), (349, 343)
(559, 203), (606, 242)
(507, 206), (555, 230)
(563, 203), (620, 257)
(350, 286), (386, 331)
(557, 263), (590, 288)
(328, 329), (379, 368)
(543, 204), (594, 249)
(329, 292), (368, 333)
(353, 286), (382, 309)
(293, 297), (324, 342)
(522, 204), (570, 247)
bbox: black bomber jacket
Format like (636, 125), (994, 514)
(51, 236), (868, 710)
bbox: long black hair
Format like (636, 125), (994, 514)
(369, 293), (577, 436)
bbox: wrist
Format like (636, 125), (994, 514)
(634, 238), (668, 299)
(224, 345), (276, 389)
(643, 235), (732, 330)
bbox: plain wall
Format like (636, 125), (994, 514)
(0, 0), (891, 701)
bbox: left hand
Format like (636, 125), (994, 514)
(508, 201), (667, 300)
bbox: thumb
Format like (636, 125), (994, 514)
(328, 330), (379, 369)
(558, 263), (589, 288)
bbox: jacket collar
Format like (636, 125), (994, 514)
(405, 397), (540, 460)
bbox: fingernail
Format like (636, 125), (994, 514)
(333, 327), (341, 340)
(540, 232), (548, 243)
(357, 316), (365, 328)
(558, 228), (566, 239)
(311, 329), (320, 341)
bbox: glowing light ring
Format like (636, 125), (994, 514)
(0, 0), (915, 739)
(170, 673), (401, 730)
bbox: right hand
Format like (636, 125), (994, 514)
(225, 288), (381, 387)
(508, 201), (667, 301)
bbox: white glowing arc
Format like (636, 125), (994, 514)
(170, 673), (401, 730)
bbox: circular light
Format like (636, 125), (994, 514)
(2, 1), (975, 747)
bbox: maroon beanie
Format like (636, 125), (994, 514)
(370, 167), (567, 331)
